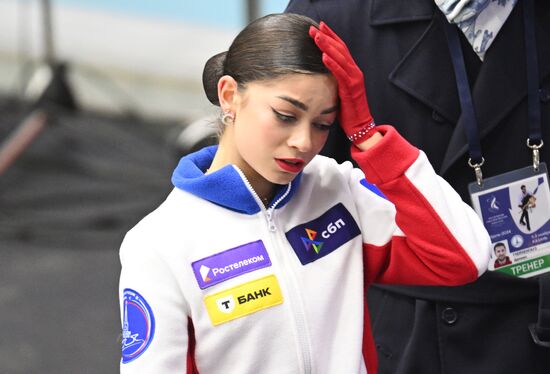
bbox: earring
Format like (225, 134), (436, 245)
(221, 110), (234, 125)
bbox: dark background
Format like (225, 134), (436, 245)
(0, 98), (178, 373)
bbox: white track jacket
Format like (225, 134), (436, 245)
(119, 126), (491, 374)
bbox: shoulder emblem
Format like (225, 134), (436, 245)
(121, 289), (155, 364)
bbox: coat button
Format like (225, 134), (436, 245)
(540, 88), (550, 103)
(441, 307), (458, 325)
(431, 110), (445, 123)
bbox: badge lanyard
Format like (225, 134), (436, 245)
(443, 0), (550, 346)
(448, 0), (550, 277)
(443, 0), (543, 186)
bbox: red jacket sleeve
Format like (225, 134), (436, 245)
(351, 125), (491, 285)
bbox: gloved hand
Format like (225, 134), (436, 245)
(309, 22), (376, 145)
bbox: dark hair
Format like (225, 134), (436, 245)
(202, 13), (328, 106)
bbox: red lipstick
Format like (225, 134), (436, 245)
(275, 158), (305, 173)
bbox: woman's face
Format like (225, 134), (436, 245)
(226, 73), (338, 189)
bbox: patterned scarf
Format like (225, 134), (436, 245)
(436, 0), (518, 60)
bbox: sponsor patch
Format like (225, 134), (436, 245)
(204, 275), (283, 325)
(121, 289), (155, 364)
(192, 240), (271, 289)
(286, 203), (361, 265)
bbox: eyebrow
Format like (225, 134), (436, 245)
(277, 95), (338, 115)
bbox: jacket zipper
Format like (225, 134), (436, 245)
(271, 232), (313, 374)
(265, 186), (291, 231)
(232, 166), (291, 232)
(234, 167), (313, 373)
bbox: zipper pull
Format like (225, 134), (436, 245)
(266, 209), (276, 232)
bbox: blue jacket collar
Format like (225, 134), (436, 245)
(171, 145), (301, 215)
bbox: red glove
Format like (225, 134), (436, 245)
(309, 22), (376, 145)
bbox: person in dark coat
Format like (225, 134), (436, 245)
(286, 0), (550, 373)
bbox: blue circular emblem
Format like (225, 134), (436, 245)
(121, 288), (155, 364)
(511, 234), (524, 248)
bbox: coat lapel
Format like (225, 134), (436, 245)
(387, 14), (461, 127)
(369, 0), (433, 26)
(375, 0), (465, 141)
(372, 0), (550, 176)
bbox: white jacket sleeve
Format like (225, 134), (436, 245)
(119, 227), (194, 373)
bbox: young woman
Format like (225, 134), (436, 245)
(118, 13), (490, 374)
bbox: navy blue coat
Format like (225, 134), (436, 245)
(286, 0), (550, 373)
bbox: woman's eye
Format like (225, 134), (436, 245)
(313, 123), (333, 131)
(272, 109), (296, 123)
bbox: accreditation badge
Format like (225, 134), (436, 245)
(469, 162), (550, 278)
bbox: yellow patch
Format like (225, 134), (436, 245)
(204, 275), (283, 326)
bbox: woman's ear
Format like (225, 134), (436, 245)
(217, 75), (239, 111)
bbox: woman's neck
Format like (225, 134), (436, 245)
(207, 138), (275, 206)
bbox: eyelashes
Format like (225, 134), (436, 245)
(272, 108), (296, 123)
(314, 123), (333, 131)
(271, 108), (333, 131)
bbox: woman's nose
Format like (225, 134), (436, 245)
(287, 124), (313, 152)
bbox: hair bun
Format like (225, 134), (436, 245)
(202, 51), (227, 106)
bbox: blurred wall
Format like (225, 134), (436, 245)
(0, 0), (288, 120)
